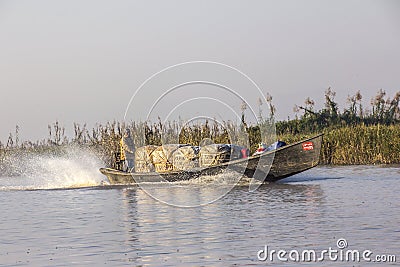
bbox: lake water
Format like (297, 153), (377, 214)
(0, 165), (399, 266)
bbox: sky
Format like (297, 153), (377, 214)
(0, 0), (399, 143)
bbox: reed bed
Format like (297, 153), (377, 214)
(1, 120), (399, 173)
(277, 124), (400, 165)
(320, 124), (400, 165)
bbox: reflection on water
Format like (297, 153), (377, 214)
(118, 183), (327, 266)
(0, 166), (399, 266)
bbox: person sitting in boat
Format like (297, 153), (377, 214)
(253, 141), (287, 156)
(253, 143), (268, 155)
(120, 128), (136, 172)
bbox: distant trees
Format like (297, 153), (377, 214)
(276, 88), (400, 135)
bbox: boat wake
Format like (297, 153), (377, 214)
(0, 147), (107, 191)
(125, 170), (257, 188)
(175, 172), (255, 186)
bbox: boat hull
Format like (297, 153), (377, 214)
(100, 134), (323, 184)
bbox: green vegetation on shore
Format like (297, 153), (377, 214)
(1, 88), (399, 172)
(275, 88), (400, 164)
(278, 124), (400, 165)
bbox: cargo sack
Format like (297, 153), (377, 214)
(199, 144), (246, 167)
(152, 144), (188, 172)
(172, 146), (200, 171)
(154, 162), (174, 173)
(135, 145), (158, 172)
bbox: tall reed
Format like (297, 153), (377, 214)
(320, 124), (400, 165)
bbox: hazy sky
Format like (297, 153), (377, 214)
(1, 0), (399, 142)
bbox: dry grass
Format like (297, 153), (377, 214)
(1, 121), (399, 170)
(320, 124), (400, 165)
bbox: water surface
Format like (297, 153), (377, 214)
(0, 165), (399, 266)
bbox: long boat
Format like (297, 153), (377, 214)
(99, 134), (323, 184)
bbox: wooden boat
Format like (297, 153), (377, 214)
(99, 134), (323, 184)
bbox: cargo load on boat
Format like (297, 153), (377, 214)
(135, 145), (158, 172)
(152, 144), (188, 172)
(199, 144), (247, 167)
(101, 134), (323, 184)
(172, 146), (200, 171)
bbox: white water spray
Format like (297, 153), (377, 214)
(0, 147), (107, 190)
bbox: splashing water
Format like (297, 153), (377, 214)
(173, 170), (254, 186)
(0, 147), (107, 190)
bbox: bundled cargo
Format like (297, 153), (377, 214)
(135, 145), (158, 172)
(199, 144), (247, 167)
(152, 144), (188, 172)
(172, 146), (200, 171)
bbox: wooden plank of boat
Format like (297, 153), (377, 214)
(99, 134), (323, 184)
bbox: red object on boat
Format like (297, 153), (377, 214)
(302, 142), (314, 151)
(241, 148), (249, 158)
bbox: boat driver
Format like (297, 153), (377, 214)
(120, 128), (136, 172)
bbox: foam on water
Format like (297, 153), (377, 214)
(129, 170), (254, 187)
(174, 171), (255, 186)
(0, 147), (107, 190)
